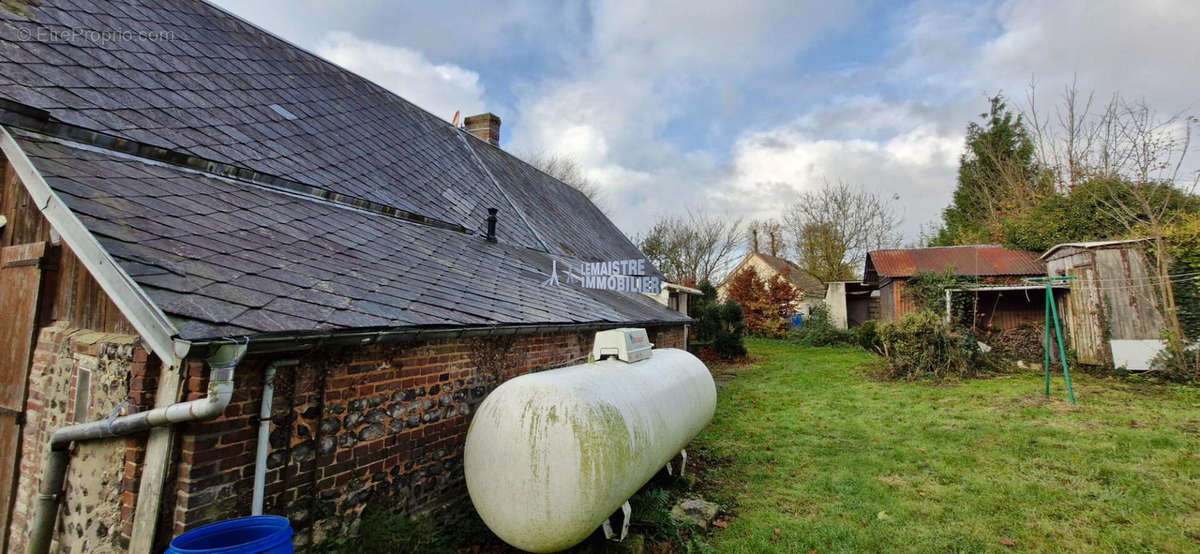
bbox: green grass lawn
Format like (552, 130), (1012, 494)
(693, 338), (1200, 553)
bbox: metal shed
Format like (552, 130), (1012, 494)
(1042, 239), (1166, 369)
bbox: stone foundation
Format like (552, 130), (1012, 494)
(8, 323), (152, 553)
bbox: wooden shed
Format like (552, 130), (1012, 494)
(1043, 240), (1166, 369)
(863, 245), (1047, 329)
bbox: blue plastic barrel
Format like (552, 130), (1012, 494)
(166, 515), (294, 554)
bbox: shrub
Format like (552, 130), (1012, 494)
(1149, 332), (1200, 384)
(789, 304), (853, 347)
(724, 267), (803, 338)
(1000, 177), (1134, 253)
(872, 310), (998, 381)
(853, 319), (880, 351)
(711, 301), (749, 359)
(905, 270), (978, 318)
(689, 282), (747, 360)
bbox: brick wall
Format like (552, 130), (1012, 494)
(9, 322), (151, 554)
(165, 324), (687, 550)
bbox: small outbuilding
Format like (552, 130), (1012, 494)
(863, 245), (1049, 330)
(1043, 239), (1166, 369)
(644, 282), (703, 316)
(823, 281), (880, 329)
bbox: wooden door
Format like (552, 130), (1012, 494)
(0, 241), (45, 551)
(1065, 266), (1106, 365)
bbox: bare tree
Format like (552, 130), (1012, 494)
(522, 150), (605, 210)
(1024, 82), (1199, 355)
(747, 219), (784, 256)
(783, 180), (902, 281)
(637, 210), (743, 286)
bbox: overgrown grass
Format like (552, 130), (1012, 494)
(694, 338), (1200, 553)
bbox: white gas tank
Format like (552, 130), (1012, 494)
(463, 347), (715, 553)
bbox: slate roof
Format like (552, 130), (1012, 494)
(865, 245), (1045, 280)
(721, 252), (826, 294)
(0, 0), (628, 258)
(17, 136), (686, 340)
(751, 253), (826, 294)
(0, 0), (685, 339)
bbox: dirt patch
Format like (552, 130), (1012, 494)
(1006, 394), (1079, 414)
(707, 356), (758, 388)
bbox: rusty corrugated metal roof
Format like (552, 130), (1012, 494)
(867, 245), (1045, 278)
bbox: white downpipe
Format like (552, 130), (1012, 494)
(252, 359), (298, 516)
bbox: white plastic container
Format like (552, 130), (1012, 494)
(463, 348), (716, 552)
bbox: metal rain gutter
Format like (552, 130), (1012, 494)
(185, 320), (690, 355)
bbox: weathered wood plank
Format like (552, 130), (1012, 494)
(1066, 266), (1106, 364)
(129, 361), (183, 554)
(0, 241), (45, 552)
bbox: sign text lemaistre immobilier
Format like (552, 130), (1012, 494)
(576, 259), (661, 294)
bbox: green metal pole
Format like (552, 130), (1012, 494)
(1047, 286), (1075, 404)
(1043, 283), (1051, 398)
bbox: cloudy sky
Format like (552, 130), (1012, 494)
(211, 0), (1199, 242)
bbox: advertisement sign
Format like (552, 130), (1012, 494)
(541, 258), (662, 294)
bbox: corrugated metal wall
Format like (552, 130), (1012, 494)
(1046, 244), (1166, 365)
(1095, 248), (1165, 340)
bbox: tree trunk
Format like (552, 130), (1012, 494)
(1153, 234), (1185, 356)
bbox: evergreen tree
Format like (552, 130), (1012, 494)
(936, 95), (1041, 245)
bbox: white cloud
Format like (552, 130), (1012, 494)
(505, 1), (862, 235)
(313, 31), (486, 122)
(717, 111), (962, 239)
(981, 0), (1200, 108)
(212, 0), (581, 62)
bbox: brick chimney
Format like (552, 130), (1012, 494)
(464, 113), (501, 146)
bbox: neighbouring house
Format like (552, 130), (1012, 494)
(863, 245), (1051, 330)
(1043, 239), (1166, 369)
(823, 281), (880, 329)
(717, 252), (826, 315)
(0, 2), (689, 553)
(645, 282), (703, 316)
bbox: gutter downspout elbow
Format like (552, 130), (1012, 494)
(28, 342), (249, 554)
(251, 359), (299, 516)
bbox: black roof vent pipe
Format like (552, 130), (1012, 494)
(486, 208), (498, 242)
